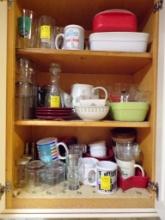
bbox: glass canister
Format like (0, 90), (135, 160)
(43, 160), (66, 186)
(26, 160), (45, 187)
(16, 158), (29, 187)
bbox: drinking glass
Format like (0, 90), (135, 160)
(17, 9), (37, 48)
(38, 15), (56, 48)
(66, 154), (81, 190)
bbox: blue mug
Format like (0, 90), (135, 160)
(37, 137), (69, 164)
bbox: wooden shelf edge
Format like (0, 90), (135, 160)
(15, 120), (150, 128)
(16, 48), (152, 59)
(10, 186), (154, 209)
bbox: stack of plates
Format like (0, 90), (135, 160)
(35, 107), (74, 120)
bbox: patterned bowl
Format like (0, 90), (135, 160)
(74, 106), (109, 121)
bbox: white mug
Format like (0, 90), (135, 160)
(89, 140), (107, 158)
(71, 83), (108, 107)
(116, 158), (145, 179)
(79, 157), (98, 186)
(97, 161), (117, 194)
(55, 24), (84, 50)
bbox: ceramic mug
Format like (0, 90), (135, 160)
(97, 161), (117, 194)
(116, 158), (145, 179)
(89, 140), (107, 158)
(55, 24), (84, 50)
(37, 137), (69, 164)
(71, 83), (108, 107)
(79, 157), (98, 186)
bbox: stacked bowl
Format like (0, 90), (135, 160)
(89, 9), (149, 52)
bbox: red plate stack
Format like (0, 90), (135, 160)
(35, 107), (74, 120)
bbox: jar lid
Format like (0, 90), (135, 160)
(27, 160), (45, 170)
(111, 128), (136, 143)
(17, 158), (29, 165)
(22, 155), (32, 161)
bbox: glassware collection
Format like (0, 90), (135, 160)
(16, 128), (149, 194)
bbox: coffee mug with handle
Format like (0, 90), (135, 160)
(116, 158), (145, 179)
(37, 137), (69, 164)
(55, 24), (84, 50)
(71, 83), (108, 107)
(97, 161), (117, 194)
(79, 157), (98, 186)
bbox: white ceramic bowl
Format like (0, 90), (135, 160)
(75, 106), (109, 121)
(89, 32), (149, 52)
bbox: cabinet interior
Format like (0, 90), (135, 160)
(6, 0), (158, 209)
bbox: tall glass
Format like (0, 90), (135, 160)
(38, 16), (56, 48)
(66, 154), (81, 190)
(17, 9), (37, 48)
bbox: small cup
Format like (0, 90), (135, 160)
(89, 141), (107, 158)
(116, 158), (145, 179)
(37, 137), (69, 164)
(55, 24), (84, 50)
(97, 161), (117, 194)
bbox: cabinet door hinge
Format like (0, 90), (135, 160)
(0, 0), (13, 7)
(153, 0), (164, 12)
(148, 181), (159, 199)
(0, 182), (12, 199)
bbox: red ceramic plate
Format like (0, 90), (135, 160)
(35, 111), (72, 116)
(36, 115), (74, 120)
(36, 107), (73, 111)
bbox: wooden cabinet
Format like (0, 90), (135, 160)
(4, 0), (162, 215)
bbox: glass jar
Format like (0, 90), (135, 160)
(17, 158), (29, 187)
(26, 160), (45, 187)
(43, 160), (66, 186)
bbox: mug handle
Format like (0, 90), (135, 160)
(55, 33), (64, 50)
(92, 86), (108, 101)
(57, 142), (69, 159)
(134, 164), (145, 177)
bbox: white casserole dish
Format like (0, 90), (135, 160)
(89, 32), (149, 52)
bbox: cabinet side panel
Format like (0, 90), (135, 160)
(134, 11), (159, 181)
(6, 1), (17, 208)
(0, 0), (7, 213)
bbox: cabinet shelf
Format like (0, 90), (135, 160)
(12, 185), (154, 209)
(16, 48), (152, 74)
(15, 120), (150, 128)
